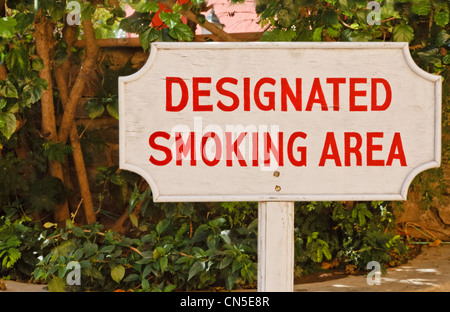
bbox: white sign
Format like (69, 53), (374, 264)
(119, 42), (441, 202)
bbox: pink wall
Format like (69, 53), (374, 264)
(124, 0), (262, 37)
(197, 0), (262, 34)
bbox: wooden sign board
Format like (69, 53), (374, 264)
(119, 42), (441, 202)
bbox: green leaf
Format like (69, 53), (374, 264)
(142, 264), (152, 278)
(220, 231), (231, 244)
(83, 242), (98, 257)
(380, 0), (400, 19)
(5, 45), (29, 78)
(190, 224), (209, 244)
(435, 30), (450, 47)
(99, 245), (115, 253)
(86, 267), (104, 280)
(322, 10), (339, 26)
(81, 4), (96, 21)
(312, 26), (324, 41)
(164, 284), (176, 292)
(219, 256), (233, 269)
(123, 273), (139, 282)
(47, 275), (66, 292)
(135, 1), (159, 13)
(0, 98), (7, 110)
(443, 54), (450, 65)
(0, 80), (18, 98)
(339, 0), (354, 15)
(232, 260), (243, 273)
(225, 271), (239, 290)
(139, 27), (159, 51)
(127, 186), (139, 216)
(159, 12), (181, 29)
(106, 99), (119, 120)
(14, 13), (34, 34)
(260, 28), (297, 42)
(119, 12), (153, 34)
(43, 141), (73, 163)
(156, 218), (170, 235)
(110, 173), (125, 186)
(111, 265), (125, 283)
(393, 24), (414, 43)
(141, 278), (150, 291)
(49, 1), (66, 21)
(434, 11), (449, 27)
(22, 78), (48, 106)
(168, 23), (193, 41)
(0, 112), (16, 139)
(85, 99), (104, 119)
(411, 0), (431, 16)
(160, 256), (168, 272)
(55, 48), (68, 66)
(32, 58), (45, 71)
(207, 234), (220, 250)
(188, 261), (205, 281)
(129, 214), (139, 228)
(72, 227), (85, 238)
(0, 17), (17, 38)
(73, 248), (84, 261)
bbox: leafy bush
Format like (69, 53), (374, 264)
(294, 201), (408, 276)
(0, 216), (46, 281)
(33, 203), (258, 292)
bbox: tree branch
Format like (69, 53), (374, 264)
(34, 12), (71, 226)
(57, 19), (99, 144)
(54, 24), (96, 225)
(0, 64), (6, 81)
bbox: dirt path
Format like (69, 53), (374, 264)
(294, 244), (450, 292)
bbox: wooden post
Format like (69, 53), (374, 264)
(258, 201), (295, 292)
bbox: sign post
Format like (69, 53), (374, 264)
(258, 202), (294, 292)
(119, 42), (441, 292)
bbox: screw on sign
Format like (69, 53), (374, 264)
(119, 42), (441, 291)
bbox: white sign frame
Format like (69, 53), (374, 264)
(119, 42), (441, 203)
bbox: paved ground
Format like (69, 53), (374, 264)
(1, 280), (48, 292)
(1, 245), (450, 292)
(295, 244), (450, 292)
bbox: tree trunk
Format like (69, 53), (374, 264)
(34, 14), (71, 226)
(0, 64), (6, 80)
(0, 64), (5, 157)
(57, 19), (99, 145)
(53, 22), (97, 224)
(54, 67), (96, 224)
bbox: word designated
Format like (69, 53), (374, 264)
(166, 76), (392, 112)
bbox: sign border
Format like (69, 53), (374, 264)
(118, 42), (441, 202)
